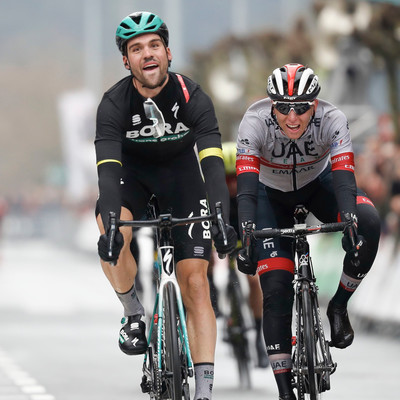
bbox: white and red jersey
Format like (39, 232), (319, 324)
(237, 98), (354, 191)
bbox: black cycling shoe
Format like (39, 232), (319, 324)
(279, 393), (296, 400)
(327, 301), (354, 349)
(256, 333), (269, 368)
(119, 315), (147, 355)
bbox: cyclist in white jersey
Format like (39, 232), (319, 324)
(235, 63), (381, 400)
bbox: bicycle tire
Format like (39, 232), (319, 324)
(312, 297), (336, 394)
(301, 281), (319, 400)
(164, 282), (183, 400)
(226, 267), (252, 390)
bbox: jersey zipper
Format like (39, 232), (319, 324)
(290, 141), (298, 191)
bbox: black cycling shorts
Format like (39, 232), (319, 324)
(97, 149), (212, 263)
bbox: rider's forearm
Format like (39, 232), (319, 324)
(196, 135), (231, 222)
(97, 162), (122, 232)
(96, 140), (122, 231)
(237, 172), (259, 240)
(332, 169), (357, 218)
(199, 153), (230, 221)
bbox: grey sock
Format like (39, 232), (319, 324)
(116, 285), (145, 317)
(194, 363), (214, 400)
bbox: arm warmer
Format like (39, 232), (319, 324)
(332, 169), (357, 219)
(237, 171), (259, 240)
(95, 139), (122, 232)
(196, 131), (230, 222)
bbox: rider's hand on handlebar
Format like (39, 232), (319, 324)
(341, 213), (366, 267)
(97, 231), (124, 263)
(237, 221), (258, 275)
(237, 247), (258, 275)
(211, 223), (237, 255)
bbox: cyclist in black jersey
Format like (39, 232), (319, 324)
(94, 11), (237, 400)
(235, 64), (381, 400)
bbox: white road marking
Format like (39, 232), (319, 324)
(0, 348), (55, 400)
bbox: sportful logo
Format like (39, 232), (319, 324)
(132, 114), (141, 125)
(194, 246), (205, 257)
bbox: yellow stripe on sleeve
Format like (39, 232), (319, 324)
(198, 147), (223, 162)
(96, 159), (122, 167)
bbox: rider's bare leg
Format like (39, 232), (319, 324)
(96, 207), (144, 315)
(177, 258), (216, 399)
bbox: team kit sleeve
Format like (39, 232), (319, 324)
(187, 89), (231, 221)
(94, 96), (124, 232)
(327, 109), (357, 218)
(236, 111), (262, 237)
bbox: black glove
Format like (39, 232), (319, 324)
(212, 223), (237, 255)
(237, 247), (258, 275)
(237, 220), (257, 275)
(97, 230), (124, 263)
(341, 213), (366, 267)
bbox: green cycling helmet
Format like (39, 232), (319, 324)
(222, 142), (237, 175)
(116, 11), (169, 55)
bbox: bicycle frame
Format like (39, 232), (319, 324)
(146, 220), (193, 375)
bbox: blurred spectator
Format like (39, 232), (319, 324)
(354, 119), (400, 242)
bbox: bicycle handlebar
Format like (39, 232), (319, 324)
(116, 212), (214, 229)
(252, 221), (349, 240)
(106, 201), (228, 264)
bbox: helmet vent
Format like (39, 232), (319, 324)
(131, 15), (142, 24)
(146, 24), (158, 31)
(120, 22), (131, 29)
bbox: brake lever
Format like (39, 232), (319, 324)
(215, 201), (227, 259)
(344, 217), (359, 258)
(107, 211), (117, 267)
(243, 221), (254, 258)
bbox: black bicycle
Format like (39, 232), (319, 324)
(223, 249), (253, 389)
(107, 202), (227, 400)
(244, 205), (350, 400)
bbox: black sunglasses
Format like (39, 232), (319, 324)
(273, 102), (313, 115)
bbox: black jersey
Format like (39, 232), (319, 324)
(95, 72), (229, 232)
(95, 72), (220, 164)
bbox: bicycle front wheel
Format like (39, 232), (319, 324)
(301, 281), (318, 400)
(226, 268), (252, 390)
(163, 282), (183, 400)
